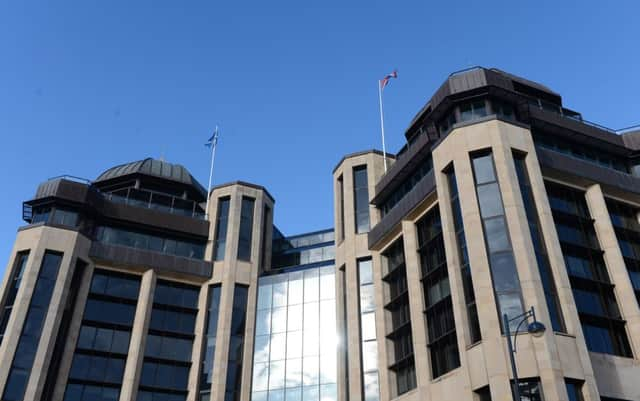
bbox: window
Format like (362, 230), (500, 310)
(353, 165), (370, 234)
(493, 99), (515, 120)
(30, 207), (51, 224)
(380, 156), (433, 217)
(338, 175), (345, 241)
(513, 152), (565, 332)
(3, 251), (62, 401)
(224, 285), (249, 401)
(214, 197), (231, 260)
(0, 252), (29, 345)
(606, 199), (640, 305)
(251, 267), (337, 401)
(261, 206), (271, 268)
(95, 226), (205, 259)
(416, 207), (460, 378)
(51, 208), (79, 227)
(546, 182), (633, 357)
(513, 378), (544, 401)
(64, 269), (140, 401)
(138, 280), (197, 400)
(199, 285), (221, 400)
(565, 380), (584, 401)
(237, 197), (255, 260)
(445, 166), (481, 343)
(533, 130), (629, 174)
(471, 152), (524, 331)
(460, 99), (488, 122)
(475, 386), (492, 401)
(358, 259), (379, 401)
(382, 239), (416, 396)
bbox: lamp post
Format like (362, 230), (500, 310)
(503, 306), (546, 401)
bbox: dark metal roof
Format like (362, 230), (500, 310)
(95, 158), (206, 196)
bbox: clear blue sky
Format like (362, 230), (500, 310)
(1, 1), (639, 272)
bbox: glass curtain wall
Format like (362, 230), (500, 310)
(251, 266), (337, 401)
(64, 269), (140, 401)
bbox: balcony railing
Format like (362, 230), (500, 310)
(102, 187), (205, 220)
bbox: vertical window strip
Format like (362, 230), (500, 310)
(470, 151), (524, 331)
(64, 269), (141, 401)
(3, 251), (63, 401)
(446, 167), (481, 343)
(138, 280), (198, 401)
(260, 206), (271, 269)
(214, 197), (231, 261)
(513, 152), (566, 332)
(358, 258), (379, 401)
(605, 198), (640, 305)
(237, 197), (255, 261)
(416, 206), (460, 378)
(546, 181), (633, 357)
(198, 285), (222, 401)
(225, 285), (248, 401)
(353, 166), (370, 234)
(0, 251), (30, 345)
(338, 175), (345, 241)
(565, 379), (585, 401)
(382, 239), (416, 396)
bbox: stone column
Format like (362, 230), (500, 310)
(585, 185), (640, 354)
(120, 268), (156, 401)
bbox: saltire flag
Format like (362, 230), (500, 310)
(380, 70), (398, 89)
(205, 129), (219, 148)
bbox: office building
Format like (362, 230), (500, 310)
(1, 67), (639, 401)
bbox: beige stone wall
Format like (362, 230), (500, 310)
(333, 151), (389, 401)
(364, 118), (640, 401)
(202, 183), (274, 401)
(0, 225), (93, 401)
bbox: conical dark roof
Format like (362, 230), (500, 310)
(95, 158), (206, 197)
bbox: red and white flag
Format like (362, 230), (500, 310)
(380, 70), (398, 89)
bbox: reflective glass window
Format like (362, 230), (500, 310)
(471, 152), (524, 331)
(353, 165), (370, 233)
(237, 197), (255, 261)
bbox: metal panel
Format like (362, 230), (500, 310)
(89, 242), (213, 280)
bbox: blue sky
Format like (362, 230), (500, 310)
(1, 1), (639, 272)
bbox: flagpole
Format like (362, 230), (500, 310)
(378, 81), (388, 173)
(205, 126), (218, 220)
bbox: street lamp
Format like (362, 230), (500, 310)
(503, 306), (546, 401)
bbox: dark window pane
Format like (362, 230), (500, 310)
(4, 369), (29, 401)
